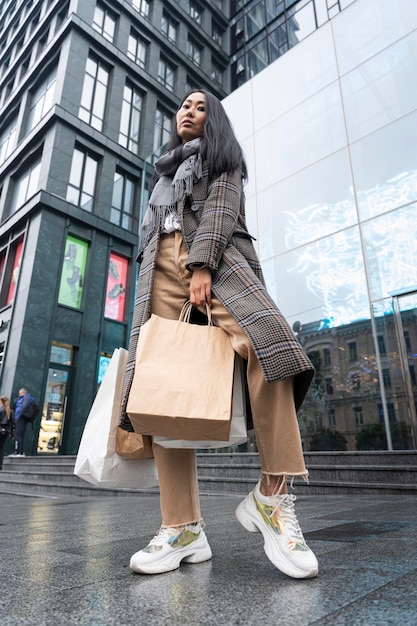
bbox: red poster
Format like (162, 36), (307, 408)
(104, 252), (128, 321)
(7, 239), (23, 305)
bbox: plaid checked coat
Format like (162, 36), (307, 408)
(121, 163), (314, 424)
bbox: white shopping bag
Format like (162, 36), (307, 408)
(74, 348), (158, 489)
(154, 355), (248, 449)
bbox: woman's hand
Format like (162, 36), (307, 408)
(189, 267), (212, 307)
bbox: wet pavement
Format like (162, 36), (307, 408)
(0, 490), (416, 625)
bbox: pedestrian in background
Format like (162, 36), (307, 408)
(12, 388), (34, 457)
(0, 396), (14, 469)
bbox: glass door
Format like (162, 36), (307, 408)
(37, 343), (73, 454)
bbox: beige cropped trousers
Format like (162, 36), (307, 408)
(150, 232), (307, 527)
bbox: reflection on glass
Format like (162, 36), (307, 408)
(269, 227), (369, 328)
(361, 204), (417, 301)
(258, 149), (356, 260)
(294, 297), (416, 452)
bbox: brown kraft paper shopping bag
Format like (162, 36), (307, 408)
(126, 304), (235, 441)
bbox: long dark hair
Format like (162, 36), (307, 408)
(0, 396), (11, 419)
(169, 89), (248, 181)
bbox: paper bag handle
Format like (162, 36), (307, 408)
(179, 301), (212, 326)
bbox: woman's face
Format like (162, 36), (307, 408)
(176, 92), (206, 143)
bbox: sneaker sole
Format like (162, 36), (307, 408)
(130, 532), (212, 575)
(235, 497), (318, 579)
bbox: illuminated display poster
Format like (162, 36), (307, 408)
(104, 252), (127, 321)
(6, 239), (23, 305)
(58, 236), (88, 308)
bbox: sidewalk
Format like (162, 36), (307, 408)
(0, 490), (416, 625)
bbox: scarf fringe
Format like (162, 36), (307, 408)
(139, 140), (202, 256)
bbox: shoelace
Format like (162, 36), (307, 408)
(270, 494), (304, 542)
(148, 527), (178, 546)
(148, 522), (203, 547)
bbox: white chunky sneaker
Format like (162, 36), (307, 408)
(130, 523), (212, 575)
(235, 483), (318, 579)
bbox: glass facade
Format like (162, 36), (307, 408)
(223, 0), (417, 451)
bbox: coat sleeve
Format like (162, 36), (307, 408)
(185, 168), (243, 272)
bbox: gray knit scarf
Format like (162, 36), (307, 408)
(138, 138), (202, 256)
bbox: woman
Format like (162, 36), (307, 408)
(122, 90), (318, 579)
(0, 396), (14, 469)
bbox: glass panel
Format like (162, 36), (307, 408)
(361, 204), (417, 301)
(104, 252), (128, 321)
(333, 0), (417, 75)
(112, 172), (123, 210)
(262, 226), (369, 328)
(341, 31), (417, 143)
(257, 148), (357, 260)
(292, 2), (316, 42)
(68, 149), (83, 186)
(350, 111), (417, 220)
(83, 155), (97, 196)
(246, 1), (265, 38)
(50, 342), (73, 365)
(26, 161), (41, 198)
(252, 23), (337, 127)
(254, 82), (346, 188)
(58, 236), (88, 308)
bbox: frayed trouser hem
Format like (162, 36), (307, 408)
(260, 471), (309, 494)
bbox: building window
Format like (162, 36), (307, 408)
(377, 334), (386, 354)
(111, 171), (135, 230)
(161, 11), (178, 43)
(58, 235), (88, 309)
(0, 116), (17, 166)
(382, 368), (392, 389)
(189, 1), (202, 24)
(26, 67), (57, 133)
(323, 348), (331, 366)
(132, 0), (150, 17)
(93, 4), (116, 42)
(246, 1), (266, 38)
(325, 378), (333, 395)
(119, 83), (142, 153)
(158, 56), (175, 91)
(187, 37), (201, 65)
(354, 406), (363, 427)
(10, 158), (41, 214)
(79, 56), (109, 131)
(66, 148), (98, 212)
(404, 329), (411, 352)
(211, 58), (223, 84)
(211, 21), (223, 45)
(153, 105), (172, 152)
(127, 31), (148, 68)
(348, 341), (357, 362)
(328, 410), (336, 429)
(105, 252), (128, 321)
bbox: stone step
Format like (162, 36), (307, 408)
(1, 452), (416, 497)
